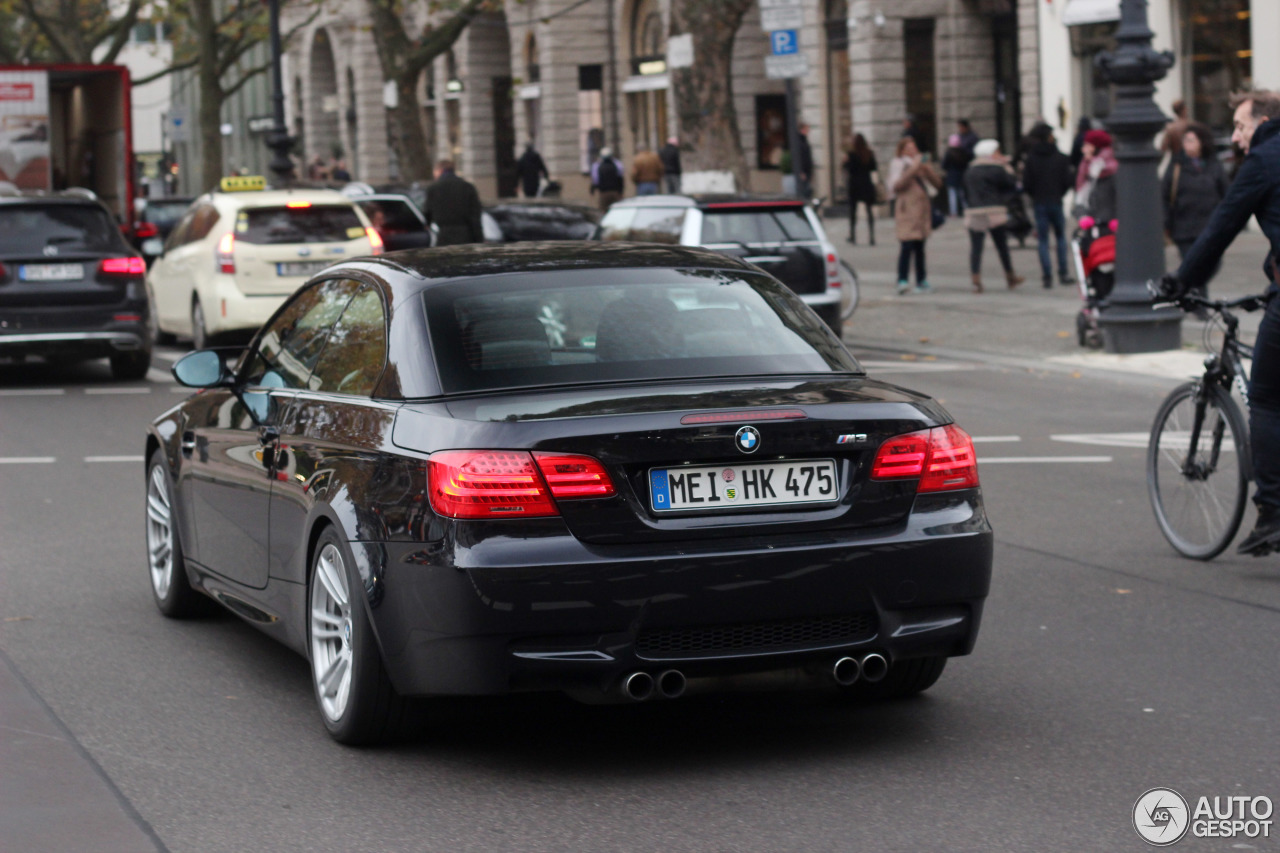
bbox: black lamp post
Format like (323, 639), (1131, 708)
(266, 0), (295, 185)
(1094, 0), (1178, 353)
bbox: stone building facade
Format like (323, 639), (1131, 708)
(281, 0), (1042, 204)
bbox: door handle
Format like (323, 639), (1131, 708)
(180, 431), (196, 454)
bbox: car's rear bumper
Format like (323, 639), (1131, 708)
(0, 304), (148, 357)
(356, 491), (992, 698)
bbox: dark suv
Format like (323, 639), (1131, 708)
(598, 195), (844, 332)
(0, 193), (151, 379)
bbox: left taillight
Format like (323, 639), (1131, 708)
(870, 424), (978, 492)
(216, 233), (236, 274)
(365, 227), (384, 255)
(427, 450), (615, 519)
(98, 256), (146, 277)
(826, 252), (840, 285)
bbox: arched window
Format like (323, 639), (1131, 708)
(630, 0), (664, 75)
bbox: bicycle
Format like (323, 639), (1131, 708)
(1146, 289), (1273, 559)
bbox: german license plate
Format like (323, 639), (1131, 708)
(20, 263), (85, 281)
(649, 459), (838, 512)
(276, 261), (327, 277)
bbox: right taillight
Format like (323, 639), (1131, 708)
(870, 425), (978, 492)
(427, 450), (616, 519)
(216, 232), (235, 274)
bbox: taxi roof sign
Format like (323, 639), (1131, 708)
(219, 175), (267, 192)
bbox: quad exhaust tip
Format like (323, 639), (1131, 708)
(860, 653), (889, 683)
(622, 671), (655, 701)
(832, 656), (861, 686)
(657, 669), (686, 699)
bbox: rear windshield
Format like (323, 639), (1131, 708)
(143, 201), (191, 228)
(355, 199), (423, 233)
(701, 208), (818, 244)
(423, 268), (858, 394)
(0, 204), (121, 255)
(237, 205), (364, 244)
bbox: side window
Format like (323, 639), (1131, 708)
(598, 207), (636, 241)
(309, 287), (388, 396)
(241, 278), (359, 389)
(164, 208), (196, 252)
(628, 208), (685, 244)
(187, 204), (222, 243)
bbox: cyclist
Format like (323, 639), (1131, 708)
(1162, 90), (1280, 554)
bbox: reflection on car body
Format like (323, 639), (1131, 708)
(145, 242), (991, 745)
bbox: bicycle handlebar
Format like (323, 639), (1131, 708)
(1146, 279), (1275, 315)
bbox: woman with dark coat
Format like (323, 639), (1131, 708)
(1162, 122), (1227, 294)
(963, 139), (1025, 293)
(842, 133), (878, 244)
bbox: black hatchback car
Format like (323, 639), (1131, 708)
(146, 243), (991, 744)
(0, 192), (151, 379)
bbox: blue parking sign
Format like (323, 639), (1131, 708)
(769, 29), (798, 56)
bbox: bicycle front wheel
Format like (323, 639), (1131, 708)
(839, 260), (860, 320)
(1147, 381), (1249, 560)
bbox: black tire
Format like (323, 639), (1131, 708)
(191, 298), (209, 350)
(838, 260), (860, 320)
(308, 527), (408, 745)
(145, 450), (205, 618)
(1147, 381), (1249, 560)
(840, 656), (947, 702)
(111, 349), (151, 381)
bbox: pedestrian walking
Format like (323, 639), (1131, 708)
(795, 123), (815, 199)
(1069, 117), (1093, 170)
(590, 147), (625, 211)
(630, 145), (664, 196)
(963, 139), (1026, 293)
(1021, 123), (1076, 288)
(331, 159), (351, 182)
(424, 159), (484, 245)
(1074, 129), (1118, 223)
(516, 141), (549, 199)
(942, 133), (970, 216)
(888, 135), (943, 294)
(1160, 99), (1190, 159)
(659, 136), (682, 194)
(1163, 122), (1227, 295)
(842, 133), (878, 245)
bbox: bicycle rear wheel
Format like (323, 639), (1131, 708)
(839, 260), (860, 320)
(1147, 381), (1249, 559)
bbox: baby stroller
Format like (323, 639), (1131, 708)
(1071, 216), (1116, 349)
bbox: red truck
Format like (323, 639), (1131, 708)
(0, 64), (135, 229)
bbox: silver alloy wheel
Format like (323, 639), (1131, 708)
(310, 543), (353, 722)
(146, 464), (174, 599)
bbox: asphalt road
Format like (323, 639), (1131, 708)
(1, 346), (1278, 852)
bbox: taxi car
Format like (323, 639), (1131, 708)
(146, 242), (991, 745)
(147, 176), (382, 348)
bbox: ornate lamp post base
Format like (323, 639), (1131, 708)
(1095, 0), (1178, 353)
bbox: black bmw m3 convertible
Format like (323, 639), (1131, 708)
(145, 242), (992, 744)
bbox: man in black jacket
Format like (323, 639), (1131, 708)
(659, 137), (681, 194)
(1166, 91), (1280, 554)
(425, 159), (484, 245)
(1021, 123), (1076, 288)
(515, 142), (549, 199)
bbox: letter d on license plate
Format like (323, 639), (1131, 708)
(649, 459), (838, 512)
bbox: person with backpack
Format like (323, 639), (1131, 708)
(591, 147), (625, 211)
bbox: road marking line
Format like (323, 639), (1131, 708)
(0, 457), (56, 464)
(0, 388), (65, 396)
(971, 435), (1021, 443)
(84, 387), (152, 395)
(84, 455), (146, 463)
(981, 456), (1112, 464)
(860, 360), (980, 373)
(1051, 432), (1152, 448)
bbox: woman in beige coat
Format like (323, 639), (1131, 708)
(888, 136), (944, 294)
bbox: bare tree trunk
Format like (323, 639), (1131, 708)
(193, 0), (224, 191)
(390, 75), (432, 182)
(669, 0), (753, 192)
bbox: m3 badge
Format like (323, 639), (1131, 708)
(836, 434), (868, 444)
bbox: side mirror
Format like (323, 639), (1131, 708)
(172, 349), (235, 388)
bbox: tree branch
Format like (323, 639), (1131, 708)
(19, 0), (77, 61)
(222, 60), (270, 98)
(131, 54), (201, 87)
(96, 0), (146, 65)
(402, 0), (487, 77)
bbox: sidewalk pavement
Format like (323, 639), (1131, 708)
(0, 647), (165, 852)
(831, 212), (1272, 382)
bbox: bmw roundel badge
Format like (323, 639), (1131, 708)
(735, 425), (761, 454)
